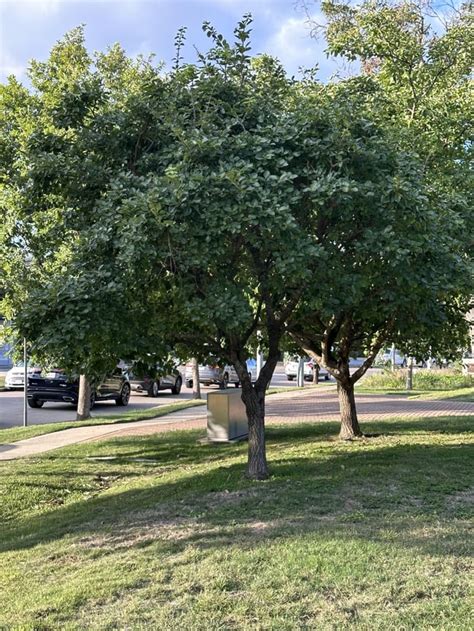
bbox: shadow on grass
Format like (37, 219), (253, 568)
(1, 416), (472, 558)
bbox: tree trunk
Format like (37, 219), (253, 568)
(232, 355), (273, 480)
(240, 382), (268, 480)
(76, 375), (92, 421)
(192, 358), (201, 399)
(313, 364), (319, 384)
(337, 380), (362, 440)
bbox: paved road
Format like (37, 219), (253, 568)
(0, 366), (302, 429)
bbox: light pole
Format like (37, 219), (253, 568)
(405, 356), (414, 390)
(23, 337), (28, 427)
(256, 330), (263, 380)
(297, 356), (305, 387)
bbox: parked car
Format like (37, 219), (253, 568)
(348, 356), (368, 368)
(125, 363), (183, 396)
(185, 360), (255, 388)
(377, 349), (406, 367)
(462, 353), (474, 375)
(284, 355), (330, 381)
(27, 368), (131, 408)
(5, 363), (42, 389)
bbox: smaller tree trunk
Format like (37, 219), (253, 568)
(406, 357), (414, 390)
(192, 358), (201, 399)
(76, 375), (92, 421)
(313, 364), (319, 384)
(337, 380), (362, 440)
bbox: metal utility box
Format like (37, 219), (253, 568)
(207, 390), (248, 442)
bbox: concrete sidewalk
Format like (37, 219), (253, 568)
(1, 386), (472, 461)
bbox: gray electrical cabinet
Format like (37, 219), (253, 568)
(207, 390), (248, 442)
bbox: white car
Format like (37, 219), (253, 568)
(284, 356), (330, 381)
(5, 363), (42, 389)
(378, 349), (406, 367)
(185, 361), (256, 388)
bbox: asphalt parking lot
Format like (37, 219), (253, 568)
(0, 365), (302, 429)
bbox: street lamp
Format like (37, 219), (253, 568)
(23, 337), (28, 427)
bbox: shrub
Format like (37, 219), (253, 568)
(361, 369), (473, 391)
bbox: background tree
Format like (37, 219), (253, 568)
(283, 86), (468, 438)
(291, 0), (473, 436)
(0, 28), (168, 418)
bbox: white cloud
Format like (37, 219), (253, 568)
(265, 15), (328, 77)
(265, 14), (358, 81)
(0, 50), (26, 80)
(1, 0), (61, 16)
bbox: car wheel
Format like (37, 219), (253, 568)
(220, 373), (229, 389)
(186, 380), (193, 389)
(148, 381), (160, 397)
(171, 377), (182, 395)
(116, 383), (131, 406)
(28, 398), (44, 408)
(287, 376), (294, 381)
(324, 374), (330, 381)
(90, 391), (96, 409)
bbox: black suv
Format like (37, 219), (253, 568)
(27, 368), (131, 408)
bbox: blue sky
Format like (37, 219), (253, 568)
(0, 0), (354, 84)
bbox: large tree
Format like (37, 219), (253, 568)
(1, 21), (315, 477)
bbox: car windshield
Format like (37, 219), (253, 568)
(286, 355), (310, 363)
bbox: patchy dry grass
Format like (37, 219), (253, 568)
(0, 415), (473, 629)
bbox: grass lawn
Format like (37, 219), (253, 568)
(1, 415), (472, 629)
(356, 385), (474, 402)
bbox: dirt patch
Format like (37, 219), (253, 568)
(202, 487), (263, 509)
(446, 487), (474, 509)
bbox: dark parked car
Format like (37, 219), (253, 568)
(27, 368), (131, 408)
(125, 364), (183, 396)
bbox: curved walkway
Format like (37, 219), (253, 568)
(1, 387), (472, 460)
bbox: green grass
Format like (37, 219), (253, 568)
(0, 399), (206, 444)
(267, 385), (304, 394)
(409, 386), (474, 401)
(356, 385), (474, 402)
(1, 415), (472, 629)
(267, 383), (336, 395)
